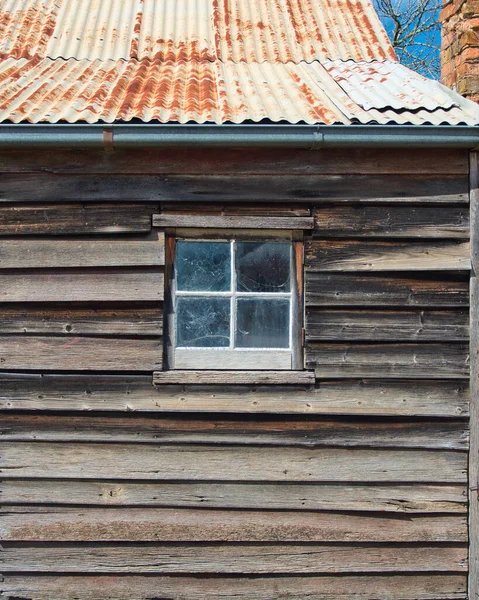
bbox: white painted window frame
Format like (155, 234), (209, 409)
(167, 229), (303, 371)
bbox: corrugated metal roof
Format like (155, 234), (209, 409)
(0, 0), (478, 125)
(1, 57), (478, 125)
(0, 0), (396, 62)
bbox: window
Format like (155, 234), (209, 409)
(167, 231), (302, 370)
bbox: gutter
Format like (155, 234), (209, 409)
(0, 124), (478, 149)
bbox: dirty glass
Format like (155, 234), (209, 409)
(176, 241), (230, 291)
(176, 297), (230, 347)
(235, 242), (291, 293)
(236, 298), (290, 348)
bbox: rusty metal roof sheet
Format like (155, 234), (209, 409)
(1, 57), (478, 125)
(1, 0), (396, 62)
(0, 0), (478, 125)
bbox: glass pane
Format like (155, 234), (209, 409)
(176, 297), (230, 347)
(236, 298), (290, 348)
(176, 241), (230, 291)
(236, 242), (291, 292)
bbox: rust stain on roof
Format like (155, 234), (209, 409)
(0, 0), (477, 125)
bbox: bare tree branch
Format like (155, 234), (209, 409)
(373, 0), (441, 78)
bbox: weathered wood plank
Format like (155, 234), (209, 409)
(0, 269), (164, 302)
(305, 309), (469, 341)
(161, 203), (311, 216)
(305, 273), (470, 307)
(313, 206), (470, 239)
(0, 204), (153, 235)
(0, 414), (467, 449)
(306, 343), (470, 379)
(0, 173), (468, 202)
(0, 574), (467, 600)
(0, 336), (162, 371)
(0, 507), (467, 543)
(0, 443), (467, 482)
(153, 371), (315, 386)
(0, 232), (164, 268)
(469, 151), (479, 600)
(0, 375), (469, 416)
(0, 543), (467, 573)
(0, 147), (468, 174)
(305, 241), (470, 272)
(1, 480), (466, 513)
(0, 306), (163, 335)
(153, 214), (314, 229)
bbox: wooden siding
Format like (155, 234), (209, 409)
(0, 147), (471, 600)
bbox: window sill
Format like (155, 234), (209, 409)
(153, 370), (315, 386)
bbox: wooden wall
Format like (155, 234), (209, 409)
(0, 147), (472, 600)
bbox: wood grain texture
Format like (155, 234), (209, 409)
(306, 343), (470, 379)
(305, 272), (470, 307)
(0, 414), (467, 449)
(0, 306), (162, 335)
(305, 309), (469, 341)
(154, 214), (314, 229)
(0, 269), (164, 302)
(153, 371), (315, 385)
(0, 375), (469, 416)
(469, 151), (479, 600)
(0, 543), (467, 573)
(313, 206), (470, 239)
(0, 507), (467, 543)
(0, 232), (164, 268)
(161, 203), (311, 216)
(0, 574), (467, 600)
(0, 173), (468, 203)
(305, 240), (471, 272)
(1, 480), (466, 513)
(0, 204), (153, 235)
(0, 147), (468, 174)
(0, 442), (467, 482)
(0, 336), (162, 371)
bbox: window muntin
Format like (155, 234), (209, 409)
(170, 234), (298, 370)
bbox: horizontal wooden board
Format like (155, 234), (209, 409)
(153, 371), (315, 386)
(0, 507), (467, 543)
(0, 269), (164, 302)
(161, 203), (311, 216)
(0, 147), (468, 175)
(0, 336), (162, 371)
(0, 543), (467, 573)
(0, 306), (162, 336)
(1, 480), (466, 513)
(0, 574), (467, 600)
(0, 204), (153, 235)
(0, 414), (467, 449)
(305, 309), (469, 341)
(0, 375), (469, 416)
(306, 343), (470, 379)
(153, 214), (314, 229)
(0, 442), (467, 482)
(313, 206), (470, 239)
(0, 173), (468, 202)
(0, 232), (164, 268)
(305, 273), (470, 307)
(305, 241), (471, 272)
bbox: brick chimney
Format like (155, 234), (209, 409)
(441, 0), (479, 102)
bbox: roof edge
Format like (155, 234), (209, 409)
(0, 124), (478, 149)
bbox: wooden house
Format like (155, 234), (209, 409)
(1, 0), (479, 598)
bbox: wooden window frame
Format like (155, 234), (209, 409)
(164, 228), (304, 371)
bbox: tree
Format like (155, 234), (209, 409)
(374, 0), (441, 79)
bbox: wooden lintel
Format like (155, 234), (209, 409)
(153, 214), (315, 229)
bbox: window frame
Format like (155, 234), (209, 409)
(165, 228), (304, 371)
